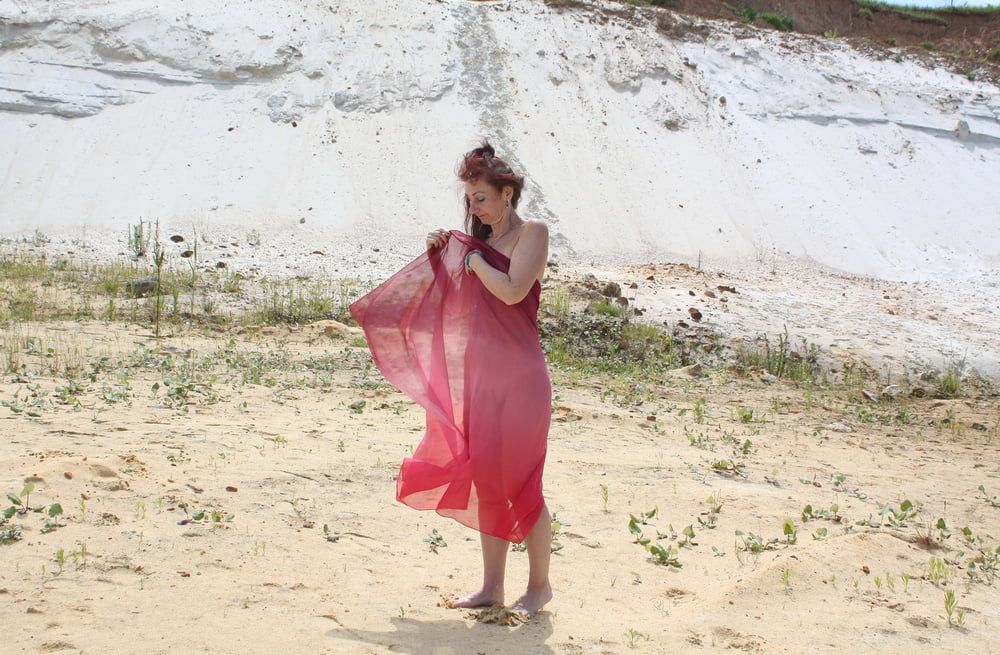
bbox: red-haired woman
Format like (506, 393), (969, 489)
(350, 141), (552, 615)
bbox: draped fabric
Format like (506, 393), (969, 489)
(348, 230), (551, 543)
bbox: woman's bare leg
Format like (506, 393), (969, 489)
(448, 532), (507, 608)
(511, 503), (553, 615)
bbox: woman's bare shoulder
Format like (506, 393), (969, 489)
(519, 219), (549, 240)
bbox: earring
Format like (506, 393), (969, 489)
(505, 199), (511, 208)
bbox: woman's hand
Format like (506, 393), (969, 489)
(426, 228), (450, 250)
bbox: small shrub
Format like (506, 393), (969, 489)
(761, 12), (793, 31)
(586, 298), (626, 318)
(734, 5), (757, 23)
(938, 370), (961, 398)
(736, 326), (819, 382)
(541, 307), (680, 373)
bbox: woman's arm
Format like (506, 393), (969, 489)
(468, 221), (548, 305)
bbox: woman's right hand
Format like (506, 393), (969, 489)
(426, 228), (449, 250)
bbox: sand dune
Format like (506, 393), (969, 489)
(1, 0), (998, 280)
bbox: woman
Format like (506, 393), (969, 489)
(349, 141), (552, 615)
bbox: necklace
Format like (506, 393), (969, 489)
(489, 213), (520, 243)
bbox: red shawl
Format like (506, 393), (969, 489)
(349, 230), (550, 543)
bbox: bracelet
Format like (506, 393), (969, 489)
(464, 250), (482, 273)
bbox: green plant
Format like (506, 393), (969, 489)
(824, 28), (839, 38)
(54, 548), (66, 571)
(586, 298), (626, 318)
(70, 541), (88, 567)
(0, 524), (23, 543)
(735, 406), (754, 423)
(5, 482), (33, 517)
(880, 499), (917, 527)
(735, 530), (779, 553)
(781, 567), (791, 588)
(977, 485), (1000, 508)
(550, 512), (565, 553)
(711, 459), (746, 478)
(628, 507), (658, 535)
(782, 519), (798, 544)
(801, 503), (840, 522)
(737, 327), (819, 382)
(424, 528), (446, 553)
(944, 589), (966, 627)
(916, 517), (950, 547)
(646, 543), (682, 567)
(40, 503), (64, 533)
(627, 510), (682, 568)
(732, 4), (757, 23)
(152, 232), (167, 339)
(939, 370), (961, 397)
(128, 221), (150, 258)
(323, 524), (340, 543)
(928, 556), (955, 585)
(624, 627), (650, 649)
(761, 11), (793, 31)
(677, 524), (697, 548)
(966, 546), (999, 583)
(187, 508), (234, 524)
(693, 398), (707, 423)
(600, 484), (609, 512)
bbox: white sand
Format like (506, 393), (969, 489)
(1, 0), (997, 279)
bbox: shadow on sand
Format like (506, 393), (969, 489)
(326, 612), (556, 654)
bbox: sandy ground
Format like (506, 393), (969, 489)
(1, 320), (998, 654)
(587, 258), (1000, 379)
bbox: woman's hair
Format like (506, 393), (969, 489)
(457, 140), (525, 240)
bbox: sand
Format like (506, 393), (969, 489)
(2, 0), (1000, 652)
(0, 319), (998, 654)
(1, 0), (998, 282)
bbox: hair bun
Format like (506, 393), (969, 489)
(477, 141), (496, 159)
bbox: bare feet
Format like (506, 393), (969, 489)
(510, 584), (552, 616)
(445, 588), (504, 609)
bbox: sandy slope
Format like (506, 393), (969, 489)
(0, 322), (998, 654)
(1, 0), (998, 281)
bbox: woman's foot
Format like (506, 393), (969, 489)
(510, 584), (552, 615)
(445, 587), (504, 609)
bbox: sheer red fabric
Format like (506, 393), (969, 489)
(348, 230), (551, 543)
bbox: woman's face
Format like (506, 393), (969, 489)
(465, 180), (510, 226)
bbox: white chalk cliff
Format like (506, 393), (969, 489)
(1, 0), (998, 281)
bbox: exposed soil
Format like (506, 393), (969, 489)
(547, 0), (1000, 82)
